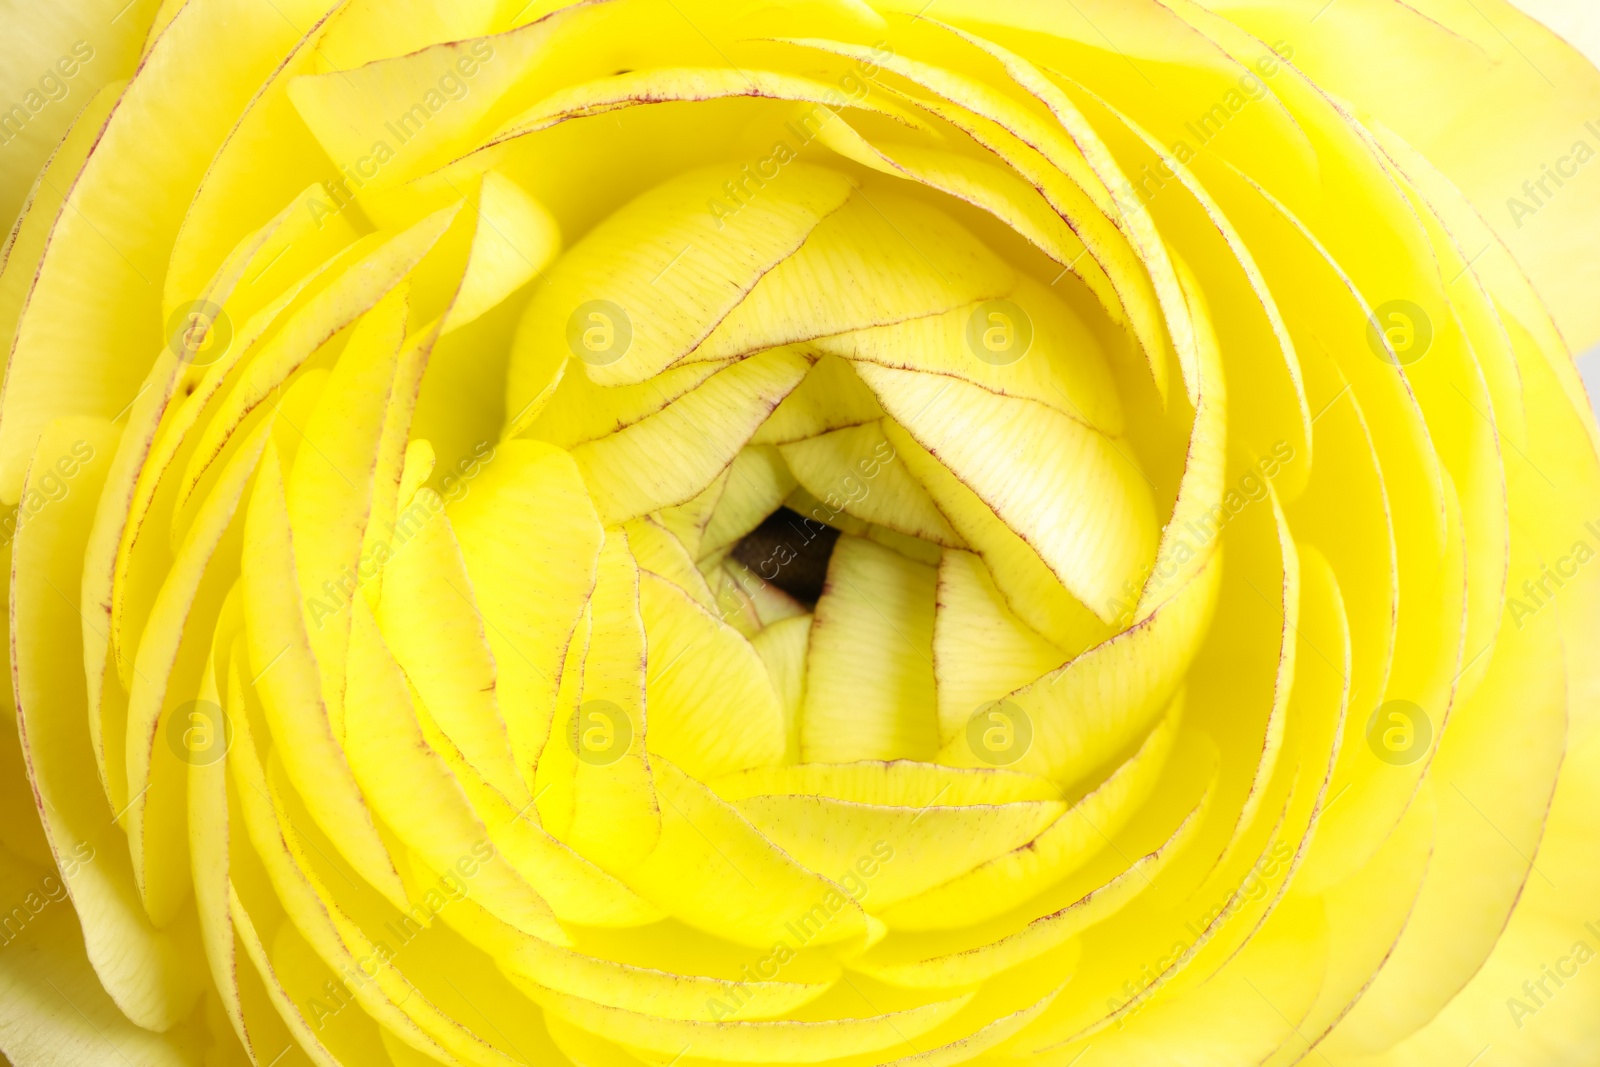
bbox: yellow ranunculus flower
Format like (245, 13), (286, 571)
(2, 1), (1599, 1065)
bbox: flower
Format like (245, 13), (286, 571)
(2, 1), (1599, 1065)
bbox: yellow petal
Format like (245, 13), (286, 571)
(449, 439), (603, 792)
(856, 362), (1158, 622)
(801, 534), (939, 763)
(11, 416), (204, 1030)
(241, 437), (408, 910)
(639, 571), (786, 777)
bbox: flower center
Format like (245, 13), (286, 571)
(730, 506), (842, 606)
(502, 162), (1162, 771)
